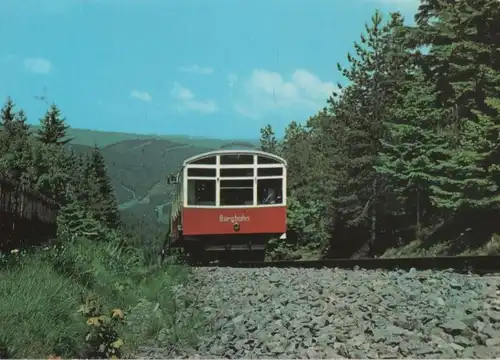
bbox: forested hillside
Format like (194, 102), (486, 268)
(0, 99), (196, 358)
(67, 140), (214, 205)
(262, 0), (500, 259)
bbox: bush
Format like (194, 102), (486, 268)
(0, 238), (198, 359)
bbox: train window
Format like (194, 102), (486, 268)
(257, 178), (283, 205)
(220, 179), (253, 206)
(257, 156), (281, 164)
(191, 156), (216, 165)
(220, 168), (254, 177)
(187, 168), (216, 177)
(220, 154), (254, 165)
(187, 179), (216, 206)
(257, 167), (283, 177)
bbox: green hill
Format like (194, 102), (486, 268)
(64, 128), (259, 228)
(30, 125), (258, 149)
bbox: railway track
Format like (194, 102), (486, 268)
(195, 254), (500, 274)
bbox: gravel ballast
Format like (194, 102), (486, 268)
(144, 266), (500, 359)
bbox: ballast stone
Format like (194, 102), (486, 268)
(145, 266), (500, 359)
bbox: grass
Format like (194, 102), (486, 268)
(0, 238), (201, 359)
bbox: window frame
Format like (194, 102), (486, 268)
(183, 153), (287, 208)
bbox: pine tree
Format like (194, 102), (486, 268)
(280, 119), (332, 249)
(410, 0), (500, 217)
(89, 145), (120, 229)
(0, 97), (16, 130)
(0, 98), (37, 184)
(328, 10), (407, 255)
(281, 121), (311, 192)
(14, 110), (31, 138)
(37, 104), (73, 146)
(376, 72), (446, 240)
(259, 124), (279, 154)
(0, 98), (17, 155)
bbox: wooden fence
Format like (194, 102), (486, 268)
(0, 177), (58, 252)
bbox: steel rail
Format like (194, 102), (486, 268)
(194, 255), (500, 274)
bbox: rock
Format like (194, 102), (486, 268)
(138, 266), (500, 359)
(415, 343), (435, 356)
(488, 310), (500, 322)
(480, 324), (500, 338)
(440, 319), (469, 335)
(453, 335), (477, 347)
(463, 345), (498, 358)
(485, 337), (500, 346)
(448, 342), (465, 352)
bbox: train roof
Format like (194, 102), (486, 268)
(183, 149), (287, 167)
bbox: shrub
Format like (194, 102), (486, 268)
(0, 237), (198, 359)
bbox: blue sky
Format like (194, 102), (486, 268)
(0, 0), (419, 139)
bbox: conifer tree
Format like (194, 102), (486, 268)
(376, 72), (445, 240)
(0, 98), (36, 184)
(328, 11), (407, 254)
(37, 104), (73, 146)
(89, 145), (120, 229)
(13, 110), (31, 138)
(0, 97), (15, 130)
(0, 98), (17, 155)
(259, 124), (279, 154)
(410, 0), (500, 216)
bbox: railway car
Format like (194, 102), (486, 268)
(166, 149), (287, 262)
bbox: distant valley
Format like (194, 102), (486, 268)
(64, 127), (258, 225)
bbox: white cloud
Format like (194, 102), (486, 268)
(23, 57), (52, 74)
(364, 0), (419, 11)
(130, 90), (152, 102)
(376, 0), (418, 3)
(179, 65), (214, 75)
(170, 82), (218, 114)
(235, 69), (337, 119)
(233, 103), (258, 120)
(227, 73), (238, 88)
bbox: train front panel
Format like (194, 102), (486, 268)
(182, 206), (286, 236)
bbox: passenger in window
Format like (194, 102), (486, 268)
(263, 188), (276, 204)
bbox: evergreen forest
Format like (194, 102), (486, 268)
(260, 0), (500, 259)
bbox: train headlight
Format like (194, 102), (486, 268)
(234, 223), (240, 232)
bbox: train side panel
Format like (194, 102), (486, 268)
(170, 212), (182, 243)
(182, 206), (286, 236)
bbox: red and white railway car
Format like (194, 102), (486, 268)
(167, 149), (287, 261)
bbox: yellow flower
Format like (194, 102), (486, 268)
(111, 339), (124, 349)
(86, 316), (103, 326)
(10, 249), (19, 254)
(112, 308), (124, 319)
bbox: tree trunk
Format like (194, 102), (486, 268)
(369, 177), (377, 257)
(416, 187), (421, 241)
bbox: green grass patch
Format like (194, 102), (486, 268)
(0, 239), (201, 359)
